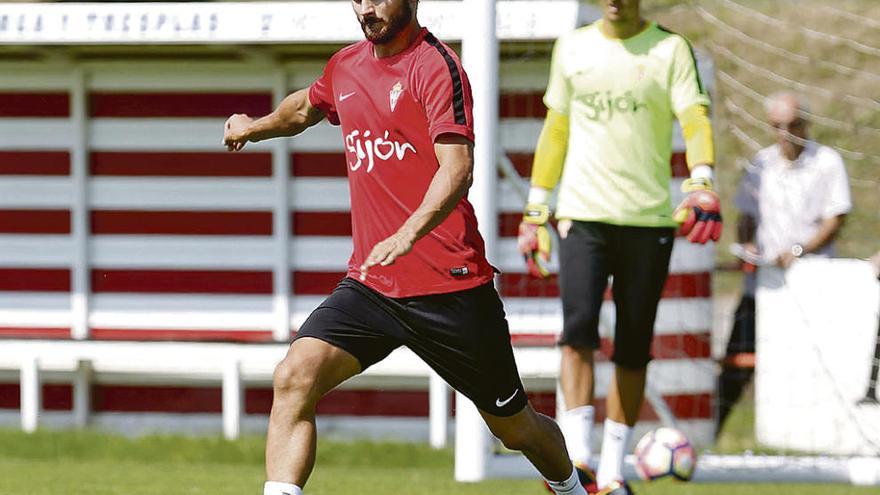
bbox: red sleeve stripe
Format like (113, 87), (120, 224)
(424, 33), (467, 125)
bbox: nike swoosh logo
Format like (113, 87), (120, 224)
(495, 389), (519, 408)
(339, 91), (356, 101)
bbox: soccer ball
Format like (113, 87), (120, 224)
(634, 427), (696, 482)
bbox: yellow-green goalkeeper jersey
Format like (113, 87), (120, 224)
(543, 20), (710, 227)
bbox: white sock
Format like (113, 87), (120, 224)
(263, 481), (303, 495)
(596, 419), (632, 488)
(545, 465), (589, 495)
(560, 405), (595, 466)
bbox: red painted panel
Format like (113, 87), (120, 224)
(94, 385), (221, 413)
(671, 152), (689, 178)
(292, 271), (346, 295)
(497, 214), (692, 238)
(90, 151), (272, 177)
(0, 327), (71, 339)
(91, 210), (272, 235)
(528, 392), (712, 421)
(0, 93), (69, 117)
(511, 333), (711, 360)
(291, 152), (347, 177)
(289, 150), (685, 180)
(499, 272), (711, 299)
(505, 153), (534, 177)
(0, 151), (70, 175)
(293, 271), (708, 299)
(0, 268), (70, 292)
(292, 212), (352, 236)
(0, 384), (72, 410)
(89, 92), (272, 118)
(245, 389), (430, 417)
(91, 269), (273, 294)
(0, 209), (70, 234)
(499, 92), (546, 118)
(0, 384), (711, 421)
(90, 328), (275, 342)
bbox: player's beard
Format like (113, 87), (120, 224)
(359, 0), (413, 45)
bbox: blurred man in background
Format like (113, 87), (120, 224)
(735, 91), (851, 270)
(719, 90), (852, 432)
(872, 251), (880, 279)
(224, 1), (592, 494)
(517, 0), (720, 492)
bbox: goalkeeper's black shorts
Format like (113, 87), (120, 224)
(557, 220), (675, 368)
(294, 277), (528, 417)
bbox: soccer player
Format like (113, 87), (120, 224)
(517, 0), (721, 493)
(224, 1), (591, 494)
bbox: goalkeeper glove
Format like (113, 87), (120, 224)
(673, 177), (722, 244)
(518, 203), (552, 278)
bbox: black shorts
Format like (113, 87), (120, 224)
(294, 277), (528, 417)
(558, 221), (674, 368)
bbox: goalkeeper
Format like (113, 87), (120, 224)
(518, 1), (719, 493)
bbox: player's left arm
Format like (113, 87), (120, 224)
(668, 35), (722, 244)
(359, 134), (473, 278)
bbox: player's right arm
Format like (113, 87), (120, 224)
(518, 36), (571, 278)
(223, 88), (326, 151)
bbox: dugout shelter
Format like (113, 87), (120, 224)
(0, 0), (716, 463)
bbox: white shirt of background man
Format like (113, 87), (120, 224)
(735, 140), (852, 262)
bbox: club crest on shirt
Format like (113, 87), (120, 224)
(390, 82), (403, 112)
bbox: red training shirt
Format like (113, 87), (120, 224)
(308, 28), (495, 298)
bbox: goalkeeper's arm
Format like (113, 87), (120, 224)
(519, 109), (569, 278)
(224, 88), (325, 151)
(529, 109), (570, 199)
(673, 104), (723, 244)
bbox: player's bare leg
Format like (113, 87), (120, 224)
(559, 345), (595, 408)
(596, 364), (647, 490)
(481, 406), (589, 494)
(606, 365), (646, 427)
(265, 337), (362, 492)
(559, 345), (597, 466)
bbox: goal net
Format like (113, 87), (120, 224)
(458, 0), (880, 486)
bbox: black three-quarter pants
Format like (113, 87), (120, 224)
(294, 277), (528, 417)
(558, 221), (675, 368)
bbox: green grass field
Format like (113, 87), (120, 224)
(0, 428), (876, 495)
